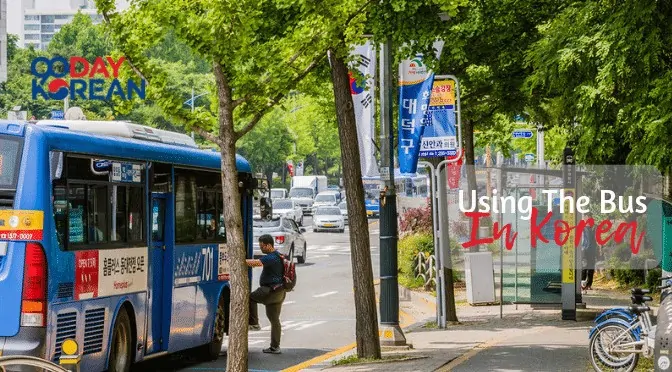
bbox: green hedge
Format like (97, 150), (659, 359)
(398, 232), (434, 289)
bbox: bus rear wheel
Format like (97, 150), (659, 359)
(108, 308), (132, 372)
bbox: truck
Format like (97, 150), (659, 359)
(289, 175), (328, 214)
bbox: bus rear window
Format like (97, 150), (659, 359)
(0, 136), (22, 189)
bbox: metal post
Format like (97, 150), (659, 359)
(537, 123), (544, 186)
(64, 96), (69, 113)
(436, 162), (450, 328)
(378, 38), (406, 346)
(191, 87), (195, 113)
(561, 146), (577, 320)
(420, 161), (442, 326)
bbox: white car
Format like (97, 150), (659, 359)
(313, 206), (345, 233)
(311, 192), (339, 214)
(272, 199), (304, 226)
(339, 201), (348, 225)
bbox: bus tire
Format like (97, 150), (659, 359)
(201, 293), (226, 361)
(108, 308), (133, 372)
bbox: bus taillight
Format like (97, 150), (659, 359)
(21, 242), (47, 327)
(275, 236), (285, 245)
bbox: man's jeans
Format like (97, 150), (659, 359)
(249, 285), (286, 348)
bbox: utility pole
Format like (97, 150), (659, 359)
(378, 38), (406, 346)
(191, 87), (195, 113)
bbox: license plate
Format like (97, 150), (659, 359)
(324, 224), (334, 227)
(367, 211), (373, 216)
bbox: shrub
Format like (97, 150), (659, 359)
(399, 202), (433, 237)
(398, 232), (435, 290)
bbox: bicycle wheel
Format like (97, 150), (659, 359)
(590, 322), (639, 372)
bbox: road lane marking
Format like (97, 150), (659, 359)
(284, 301), (296, 305)
(311, 255), (330, 259)
(281, 220), (382, 372)
(313, 291), (338, 298)
(294, 320), (326, 331)
(280, 343), (356, 372)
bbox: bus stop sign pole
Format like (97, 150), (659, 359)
(561, 146), (576, 321)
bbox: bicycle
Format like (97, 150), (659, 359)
(588, 278), (672, 371)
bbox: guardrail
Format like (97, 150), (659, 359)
(415, 252), (437, 290)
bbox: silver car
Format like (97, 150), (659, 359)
(339, 201), (348, 225)
(252, 217), (308, 263)
(313, 206), (345, 233)
(272, 199), (304, 226)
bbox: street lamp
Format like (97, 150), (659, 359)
(184, 87), (208, 140)
(184, 87), (208, 113)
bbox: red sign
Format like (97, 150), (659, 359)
(446, 154), (463, 189)
(75, 251), (99, 300)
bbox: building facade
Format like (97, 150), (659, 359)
(19, 0), (126, 50)
(23, 8), (102, 50)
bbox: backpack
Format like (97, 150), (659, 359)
(280, 252), (296, 292)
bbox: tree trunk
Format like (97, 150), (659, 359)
(214, 63), (250, 372)
(329, 49), (381, 359)
(462, 118), (479, 253)
(266, 169), (274, 191)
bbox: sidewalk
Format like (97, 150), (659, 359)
(308, 287), (636, 372)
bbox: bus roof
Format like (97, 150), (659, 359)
(1, 121), (251, 173)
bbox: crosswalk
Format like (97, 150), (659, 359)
(242, 320), (330, 346)
(308, 244), (380, 256)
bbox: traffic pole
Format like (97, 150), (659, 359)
(378, 38), (406, 346)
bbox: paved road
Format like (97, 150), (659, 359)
(137, 216), (381, 372)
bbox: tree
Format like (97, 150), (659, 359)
(238, 108), (295, 187)
(328, 48), (381, 358)
(284, 90), (341, 177)
(94, 1), (355, 369)
(525, 0), (672, 174)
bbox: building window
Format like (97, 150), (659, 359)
(41, 24), (55, 33)
(24, 34), (40, 41)
(41, 15), (55, 23)
(41, 34), (54, 43)
(24, 15), (39, 21)
(55, 15), (71, 20)
(24, 24), (40, 31)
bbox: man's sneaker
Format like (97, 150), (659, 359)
(263, 347), (281, 354)
(249, 324), (261, 331)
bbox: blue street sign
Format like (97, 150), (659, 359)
(51, 110), (64, 120)
(512, 130), (533, 139)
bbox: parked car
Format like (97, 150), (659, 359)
(252, 217), (307, 263)
(338, 201), (348, 225)
(311, 191), (340, 214)
(313, 206), (345, 233)
(272, 198), (304, 226)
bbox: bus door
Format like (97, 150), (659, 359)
(147, 193), (171, 354)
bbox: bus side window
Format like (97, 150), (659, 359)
(53, 185), (67, 249)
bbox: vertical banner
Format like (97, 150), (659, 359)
(420, 79), (457, 157)
(349, 41), (379, 177)
(398, 41), (444, 174)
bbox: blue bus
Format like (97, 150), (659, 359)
(362, 170), (429, 217)
(0, 120), (255, 371)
